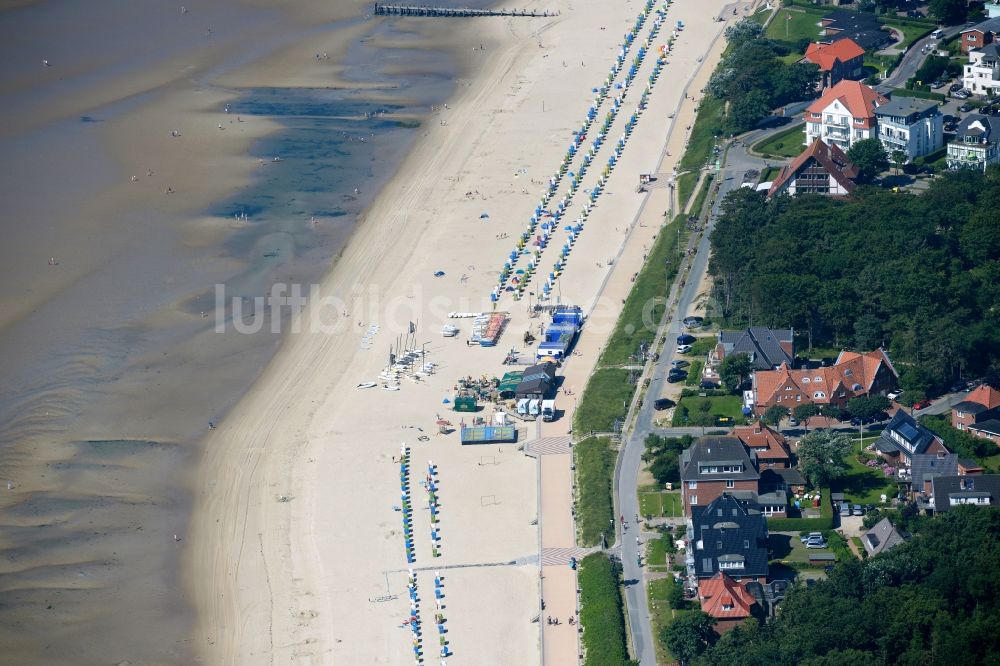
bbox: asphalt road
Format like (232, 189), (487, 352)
(878, 24), (966, 92)
(613, 143), (764, 665)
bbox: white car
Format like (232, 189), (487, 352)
(676, 344), (692, 354)
(887, 389), (903, 401)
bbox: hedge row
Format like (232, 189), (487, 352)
(578, 553), (631, 666)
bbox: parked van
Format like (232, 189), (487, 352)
(541, 399), (556, 422)
(528, 399), (541, 417)
(517, 398), (530, 416)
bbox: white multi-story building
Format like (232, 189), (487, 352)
(947, 114), (999, 171)
(874, 97), (943, 162)
(803, 80), (888, 152)
(963, 44), (1000, 96)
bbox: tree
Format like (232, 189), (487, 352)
(663, 610), (716, 664)
(793, 403), (820, 431)
(727, 88), (772, 133)
(891, 149), (907, 176)
(846, 138), (889, 182)
(667, 577), (688, 609)
(724, 18), (764, 45)
(846, 395), (891, 421)
(719, 352), (753, 393)
(796, 430), (853, 488)
(929, 0), (968, 24)
(762, 405), (790, 427)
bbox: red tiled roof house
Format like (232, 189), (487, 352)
(767, 139), (859, 198)
(953, 385), (1000, 444)
(801, 38), (866, 88)
(732, 423), (792, 469)
(697, 572), (764, 634)
(803, 80), (888, 153)
(752, 349), (898, 415)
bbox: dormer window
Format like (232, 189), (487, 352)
(814, 391), (826, 399)
(722, 602), (734, 611)
(844, 369), (853, 377)
(814, 376), (822, 382)
(803, 377), (811, 383)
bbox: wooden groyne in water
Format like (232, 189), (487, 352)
(373, 3), (557, 17)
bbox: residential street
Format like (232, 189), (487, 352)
(614, 146), (757, 665)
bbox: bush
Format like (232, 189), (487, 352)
(667, 577), (688, 609)
(575, 438), (617, 547)
(578, 553), (630, 666)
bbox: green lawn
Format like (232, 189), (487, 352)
(676, 171), (700, 212)
(769, 533), (836, 566)
(649, 579), (692, 664)
(678, 94), (725, 206)
(752, 123), (806, 158)
(639, 485), (683, 518)
(765, 9), (823, 45)
(574, 369), (635, 434)
(673, 394), (746, 426)
(831, 441), (898, 505)
(689, 173), (715, 217)
(684, 336), (716, 358)
(596, 217), (684, 367)
(880, 20), (933, 50)
(646, 531), (674, 567)
(575, 437), (617, 547)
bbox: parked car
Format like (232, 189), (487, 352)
(853, 504), (864, 516)
(682, 316), (704, 328)
(839, 502), (851, 516)
(788, 417), (799, 426)
(676, 344), (693, 354)
(676, 333), (696, 345)
(670, 359), (690, 369)
(953, 89), (971, 100)
(667, 371), (688, 383)
(699, 380), (719, 390)
(887, 389), (903, 401)
(949, 83), (964, 93)
(800, 532), (824, 543)
(654, 398), (676, 410)
(849, 417), (863, 427)
(944, 121), (958, 132)
(913, 399), (932, 410)
(805, 538), (828, 549)
(864, 504), (876, 514)
(958, 102), (974, 112)
(931, 79), (949, 89)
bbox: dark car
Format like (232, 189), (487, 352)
(682, 316), (704, 328)
(944, 122), (958, 133)
(667, 371), (688, 383)
(959, 102), (974, 112)
(850, 417), (863, 427)
(699, 379), (720, 389)
(676, 333), (696, 345)
(654, 398), (676, 410)
(949, 84), (964, 93)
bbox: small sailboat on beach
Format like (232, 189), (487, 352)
(357, 382), (377, 389)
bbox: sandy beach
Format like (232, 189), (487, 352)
(187, 0), (741, 663)
(0, 0), (747, 661)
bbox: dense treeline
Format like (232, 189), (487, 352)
(707, 20), (819, 133)
(708, 169), (1000, 397)
(694, 507), (1000, 665)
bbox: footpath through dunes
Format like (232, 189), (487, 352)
(491, 0), (673, 306)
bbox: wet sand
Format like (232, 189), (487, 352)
(0, 0), (481, 662)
